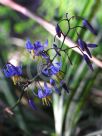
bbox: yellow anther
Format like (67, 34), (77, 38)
(11, 76), (20, 85)
(31, 50), (35, 59)
(56, 71), (64, 81)
(42, 96), (52, 106)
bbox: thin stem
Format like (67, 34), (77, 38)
(10, 89), (25, 110)
(70, 26), (86, 30)
(62, 46), (78, 52)
(57, 18), (68, 25)
(67, 54), (72, 65)
(54, 34), (57, 42)
(60, 17), (71, 49)
(46, 48), (55, 52)
(60, 35), (66, 49)
(51, 53), (58, 62)
(68, 15), (84, 22)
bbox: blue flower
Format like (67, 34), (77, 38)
(25, 39), (33, 51)
(78, 39), (97, 58)
(87, 43), (97, 48)
(82, 19), (97, 35)
(25, 39), (48, 59)
(3, 63), (22, 85)
(25, 39), (35, 58)
(83, 54), (93, 71)
(42, 62), (61, 77)
(50, 79), (55, 86)
(38, 82), (52, 98)
(56, 24), (62, 37)
(3, 63), (22, 78)
(37, 82), (52, 105)
(33, 40), (48, 56)
(50, 62), (61, 74)
(78, 38), (85, 51)
(41, 51), (50, 63)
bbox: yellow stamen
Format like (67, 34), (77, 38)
(11, 76), (20, 85)
(56, 71), (64, 81)
(31, 50), (35, 59)
(42, 96), (52, 106)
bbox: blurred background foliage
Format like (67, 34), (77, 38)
(0, 0), (102, 136)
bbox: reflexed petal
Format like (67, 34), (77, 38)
(34, 41), (44, 51)
(34, 41), (42, 47)
(42, 68), (49, 77)
(56, 24), (62, 37)
(78, 39), (85, 50)
(51, 66), (59, 74)
(87, 43), (97, 48)
(49, 62), (61, 75)
(42, 62), (61, 77)
(50, 79), (55, 86)
(44, 82), (52, 95)
(3, 64), (22, 78)
(25, 39), (33, 49)
(83, 54), (93, 71)
(38, 89), (45, 98)
(55, 62), (61, 68)
(16, 66), (22, 75)
(3, 69), (11, 77)
(84, 46), (92, 58)
(41, 52), (50, 62)
(33, 40), (48, 55)
(83, 19), (97, 35)
(44, 39), (48, 47)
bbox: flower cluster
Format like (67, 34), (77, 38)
(2, 13), (97, 109)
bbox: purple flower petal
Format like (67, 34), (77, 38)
(38, 89), (45, 98)
(56, 24), (62, 37)
(87, 43), (97, 48)
(78, 39), (86, 51)
(44, 39), (48, 47)
(44, 82), (52, 94)
(42, 68), (49, 77)
(3, 63), (22, 78)
(50, 79), (55, 86)
(83, 54), (93, 71)
(83, 19), (97, 35)
(25, 39), (33, 49)
(84, 46), (92, 58)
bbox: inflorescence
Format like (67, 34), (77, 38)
(2, 13), (97, 109)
